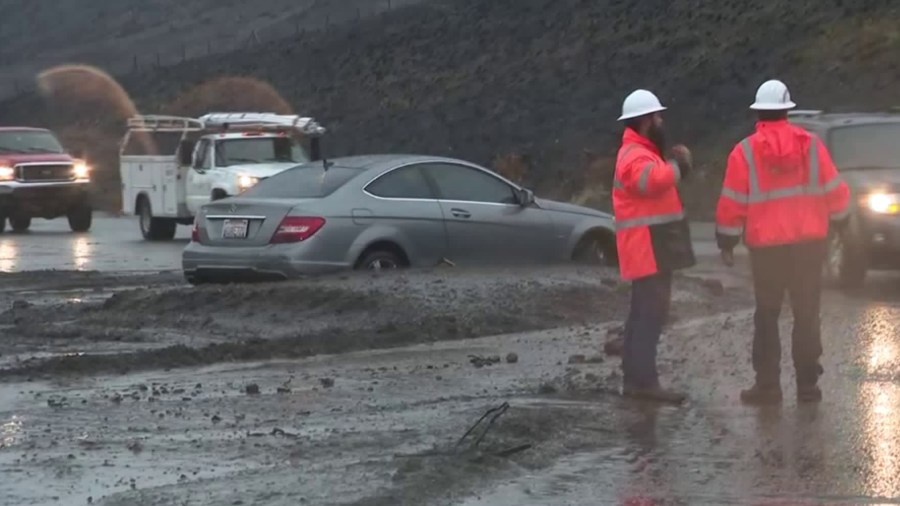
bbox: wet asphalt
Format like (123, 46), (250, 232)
(1, 217), (900, 504)
(0, 215), (720, 274)
(0, 214), (191, 273)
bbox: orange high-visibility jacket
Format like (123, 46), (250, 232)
(613, 128), (695, 280)
(716, 120), (850, 249)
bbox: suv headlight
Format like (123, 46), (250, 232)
(73, 162), (91, 180)
(863, 192), (900, 214)
(0, 166), (13, 181)
(238, 175), (259, 191)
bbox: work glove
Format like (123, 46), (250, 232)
(670, 144), (692, 181)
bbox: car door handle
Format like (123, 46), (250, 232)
(450, 208), (471, 219)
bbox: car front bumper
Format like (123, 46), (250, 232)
(182, 241), (352, 282)
(858, 213), (900, 267)
(0, 181), (90, 217)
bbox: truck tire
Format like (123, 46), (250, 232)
(138, 197), (177, 241)
(9, 214), (31, 233)
(67, 203), (92, 232)
(0, 214), (6, 233)
(824, 227), (867, 290)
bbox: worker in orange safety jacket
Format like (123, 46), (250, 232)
(716, 79), (850, 405)
(613, 89), (696, 404)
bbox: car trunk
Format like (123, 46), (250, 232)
(199, 198), (313, 247)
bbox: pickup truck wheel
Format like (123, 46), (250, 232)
(138, 197), (177, 241)
(824, 228), (867, 289)
(9, 214), (30, 233)
(67, 204), (92, 232)
(0, 215), (6, 233)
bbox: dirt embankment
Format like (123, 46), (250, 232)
(0, 267), (748, 379)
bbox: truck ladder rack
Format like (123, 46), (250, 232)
(199, 113), (327, 136)
(127, 115), (205, 132)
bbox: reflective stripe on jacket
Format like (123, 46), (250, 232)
(715, 120), (850, 249)
(613, 128), (695, 280)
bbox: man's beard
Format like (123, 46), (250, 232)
(647, 123), (667, 153)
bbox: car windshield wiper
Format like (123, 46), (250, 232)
(24, 147), (61, 153)
(0, 145), (24, 153)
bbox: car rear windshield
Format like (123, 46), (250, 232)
(829, 123), (900, 169)
(0, 130), (65, 154)
(240, 165), (364, 199)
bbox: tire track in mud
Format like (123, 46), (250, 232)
(0, 267), (751, 380)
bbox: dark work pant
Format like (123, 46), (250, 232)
(749, 240), (826, 387)
(623, 271), (673, 388)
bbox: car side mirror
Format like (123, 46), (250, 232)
(515, 188), (535, 207)
(179, 141), (194, 166)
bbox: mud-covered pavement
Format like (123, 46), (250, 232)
(2, 254), (900, 505)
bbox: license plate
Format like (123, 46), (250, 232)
(222, 219), (249, 239)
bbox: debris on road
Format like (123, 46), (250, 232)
(568, 354), (587, 364)
(319, 377), (335, 388)
(506, 352), (519, 364)
(469, 355), (502, 368)
(456, 402), (511, 450)
(244, 384), (260, 395)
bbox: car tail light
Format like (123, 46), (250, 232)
(270, 216), (325, 244)
(191, 218), (200, 242)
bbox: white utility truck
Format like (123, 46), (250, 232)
(120, 112), (326, 240)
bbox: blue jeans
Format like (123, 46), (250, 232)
(623, 271), (672, 388)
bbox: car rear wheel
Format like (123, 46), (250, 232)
(138, 197), (177, 241)
(573, 232), (617, 266)
(67, 203), (92, 232)
(357, 250), (404, 271)
(9, 214), (31, 233)
(824, 228), (867, 289)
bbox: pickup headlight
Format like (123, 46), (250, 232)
(73, 162), (91, 180)
(0, 166), (13, 181)
(238, 175), (259, 191)
(863, 192), (900, 214)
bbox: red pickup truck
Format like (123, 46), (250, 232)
(0, 127), (92, 233)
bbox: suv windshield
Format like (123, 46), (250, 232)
(215, 137), (309, 167)
(0, 130), (65, 154)
(240, 165), (364, 199)
(829, 123), (900, 169)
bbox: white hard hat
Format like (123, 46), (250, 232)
(750, 80), (797, 111)
(618, 89), (667, 121)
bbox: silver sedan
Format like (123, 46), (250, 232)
(182, 155), (616, 283)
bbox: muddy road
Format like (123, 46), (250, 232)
(1, 255), (900, 505)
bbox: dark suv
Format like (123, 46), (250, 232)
(790, 110), (900, 288)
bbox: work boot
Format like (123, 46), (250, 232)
(623, 385), (687, 405)
(797, 384), (823, 403)
(740, 383), (783, 405)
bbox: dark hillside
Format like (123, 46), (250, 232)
(1, 0), (899, 214)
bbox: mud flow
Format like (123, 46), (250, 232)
(3, 264), (899, 504)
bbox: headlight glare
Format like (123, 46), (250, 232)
(238, 175), (259, 190)
(865, 193), (900, 214)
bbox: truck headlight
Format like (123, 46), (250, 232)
(0, 166), (13, 181)
(864, 192), (900, 214)
(238, 175), (259, 191)
(73, 162), (91, 180)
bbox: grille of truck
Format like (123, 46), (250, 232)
(15, 164), (75, 182)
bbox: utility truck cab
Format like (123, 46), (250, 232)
(120, 113), (325, 240)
